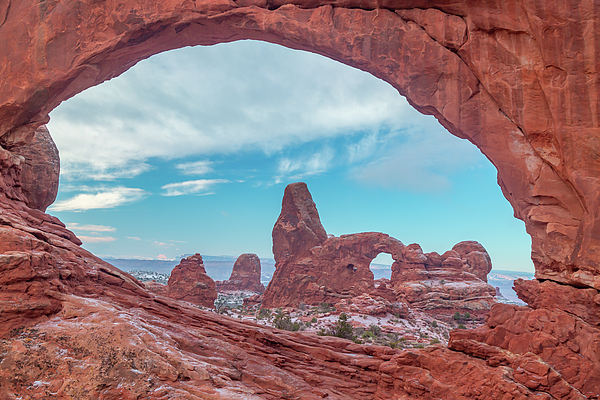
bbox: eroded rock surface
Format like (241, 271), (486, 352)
(263, 183), (496, 320)
(216, 253), (265, 293)
(0, 0), (599, 398)
(11, 125), (59, 212)
(167, 254), (217, 308)
(391, 242), (497, 319)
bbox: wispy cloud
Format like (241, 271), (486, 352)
(67, 223), (116, 232)
(161, 179), (228, 196)
(50, 187), (147, 211)
(176, 160), (213, 175)
(78, 236), (117, 243)
(274, 148), (335, 184)
(126, 236), (141, 240)
(48, 41), (411, 182)
(351, 129), (481, 192)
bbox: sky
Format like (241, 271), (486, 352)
(46, 40), (534, 272)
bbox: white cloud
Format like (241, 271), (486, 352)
(126, 236), (141, 240)
(47, 41), (413, 181)
(161, 179), (229, 196)
(274, 148), (335, 184)
(176, 160), (213, 175)
(50, 187), (147, 211)
(67, 223), (116, 232)
(78, 236), (117, 243)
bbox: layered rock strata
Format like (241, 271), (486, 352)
(391, 242), (497, 318)
(216, 253), (265, 293)
(167, 254), (217, 308)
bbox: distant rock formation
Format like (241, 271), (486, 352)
(262, 182), (496, 318)
(391, 243), (497, 318)
(11, 125), (59, 212)
(167, 254), (217, 308)
(216, 253), (265, 293)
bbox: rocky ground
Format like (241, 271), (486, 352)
(206, 291), (480, 349)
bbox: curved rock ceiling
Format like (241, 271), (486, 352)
(0, 0), (599, 397)
(1, 0), (598, 287)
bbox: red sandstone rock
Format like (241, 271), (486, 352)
(11, 125), (59, 212)
(0, 0), (598, 398)
(144, 280), (168, 296)
(450, 302), (600, 398)
(264, 184), (496, 320)
(1, 0), (597, 289)
(216, 253), (265, 293)
(167, 254), (217, 308)
(272, 182), (328, 263)
(452, 240), (493, 282)
(391, 242), (497, 319)
(335, 293), (408, 317)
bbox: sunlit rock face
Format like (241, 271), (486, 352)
(0, 0), (599, 398)
(167, 253), (217, 307)
(216, 253), (265, 293)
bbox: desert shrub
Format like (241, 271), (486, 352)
(368, 324), (382, 336)
(458, 323), (466, 329)
(321, 313), (354, 340)
(431, 320), (438, 328)
(429, 338), (441, 345)
(257, 308), (271, 320)
(311, 317), (317, 324)
(273, 314), (300, 331)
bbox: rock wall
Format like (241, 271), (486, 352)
(0, 0), (598, 289)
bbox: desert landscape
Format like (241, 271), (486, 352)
(1, 0), (600, 398)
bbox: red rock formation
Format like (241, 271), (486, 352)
(263, 183), (495, 318)
(0, 0), (599, 398)
(335, 293), (408, 318)
(1, 0), (598, 289)
(216, 253), (265, 293)
(167, 254), (217, 308)
(391, 242), (497, 319)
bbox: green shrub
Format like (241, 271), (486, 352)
(431, 320), (438, 328)
(458, 323), (466, 329)
(368, 324), (382, 336)
(311, 317), (317, 324)
(257, 308), (271, 319)
(322, 313), (355, 340)
(273, 314), (300, 331)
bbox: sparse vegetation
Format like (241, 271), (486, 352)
(318, 313), (354, 340)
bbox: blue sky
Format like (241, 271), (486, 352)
(46, 40), (533, 272)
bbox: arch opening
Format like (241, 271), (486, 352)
(40, 41), (533, 283)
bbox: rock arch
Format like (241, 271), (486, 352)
(1, 1), (600, 398)
(0, 0), (597, 288)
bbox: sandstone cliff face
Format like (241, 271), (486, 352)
(0, 0), (599, 398)
(216, 253), (265, 293)
(167, 254), (217, 308)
